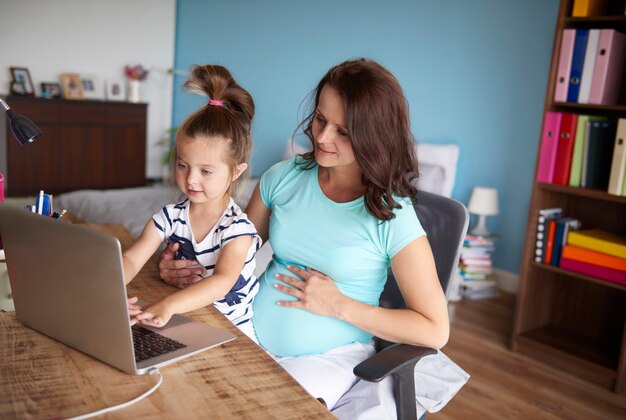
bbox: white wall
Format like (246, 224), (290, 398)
(0, 0), (176, 179)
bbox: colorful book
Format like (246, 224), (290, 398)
(581, 120), (615, 190)
(567, 229), (626, 258)
(553, 113), (578, 184)
(569, 115), (607, 187)
(552, 217), (582, 266)
(545, 219), (558, 264)
(567, 29), (590, 102)
(554, 29), (576, 102)
(535, 208), (562, 263)
(572, 0), (607, 17)
(589, 29), (626, 105)
(623, 160), (626, 196)
(578, 29), (600, 103)
(562, 245), (626, 272)
(560, 257), (626, 286)
(537, 112), (563, 183)
(608, 118), (626, 195)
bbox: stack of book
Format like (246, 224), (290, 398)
(536, 114), (626, 196)
(459, 235), (499, 300)
(534, 208), (582, 266)
(560, 229), (626, 286)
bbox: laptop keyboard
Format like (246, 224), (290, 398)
(132, 325), (187, 363)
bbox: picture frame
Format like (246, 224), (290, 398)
(80, 74), (103, 100)
(60, 73), (84, 100)
(40, 82), (62, 99)
(10, 81), (27, 96)
(9, 67), (34, 96)
(105, 79), (126, 101)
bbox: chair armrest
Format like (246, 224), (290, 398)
(353, 344), (437, 420)
(354, 343), (437, 382)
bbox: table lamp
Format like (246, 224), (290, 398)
(468, 186), (499, 237)
(1, 98), (42, 145)
(0, 98), (41, 312)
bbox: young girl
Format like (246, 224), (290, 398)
(124, 65), (260, 339)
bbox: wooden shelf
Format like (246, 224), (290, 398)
(516, 326), (618, 389)
(512, 0), (626, 395)
(532, 262), (626, 292)
(552, 101), (626, 113)
(537, 182), (626, 204)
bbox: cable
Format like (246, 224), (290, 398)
(66, 368), (163, 420)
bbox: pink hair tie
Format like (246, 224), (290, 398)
(208, 99), (223, 107)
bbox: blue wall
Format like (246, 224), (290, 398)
(173, 0), (560, 273)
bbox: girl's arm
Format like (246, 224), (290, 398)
(136, 235), (253, 327)
(275, 236), (450, 349)
(122, 220), (164, 284)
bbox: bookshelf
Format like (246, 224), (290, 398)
(511, 0), (626, 394)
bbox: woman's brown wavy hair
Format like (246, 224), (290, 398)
(295, 58), (419, 221)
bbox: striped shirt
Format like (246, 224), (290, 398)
(152, 198), (261, 327)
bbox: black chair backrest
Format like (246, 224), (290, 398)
(379, 190), (469, 311)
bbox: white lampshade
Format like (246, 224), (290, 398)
(468, 187), (499, 216)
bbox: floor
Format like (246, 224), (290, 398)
(431, 292), (626, 419)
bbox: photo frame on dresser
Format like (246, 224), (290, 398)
(40, 82), (62, 99)
(105, 79), (126, 101)
(60, 73), (84, 100)
(80, 74), (103, 100)
(10, 67), (34, 96)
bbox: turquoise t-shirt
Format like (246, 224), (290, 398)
(252, 158), (425, 356)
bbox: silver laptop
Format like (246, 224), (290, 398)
(0, 204), (236, 375)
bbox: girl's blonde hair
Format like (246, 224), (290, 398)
(170, 65), (255, 197)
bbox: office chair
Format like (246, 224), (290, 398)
(353, 190), (469, 420)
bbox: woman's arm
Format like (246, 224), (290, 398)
(157, 184), (271, 284)
(122, 220), (164, 284)
(137, 235), (253, 327)
(274, 235), (450, 349)
(245, 183), (271, 243)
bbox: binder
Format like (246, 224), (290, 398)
(562, 245), (626, 272)
(608, 119), (626, 195)
(568, 229), (626, 259)
(553, 113), (578, 185)
(588, 29), (626, 105)
(537, 112), (562, 183)
(554, 29), (576, 102)
(560, 258), (626, 286)
(567, 29), (589, 102)
(578, 29), (600, 103)
(572, 0), (607, 17)
(581, 120), (615, 189)
(570, 115), (606, 187)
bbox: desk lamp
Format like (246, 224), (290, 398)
(1, 98), (42, 145)
(468, 186), (499, 237)
(0, 97), (41, 312)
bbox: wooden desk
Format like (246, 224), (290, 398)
(0, 223), (333, 419)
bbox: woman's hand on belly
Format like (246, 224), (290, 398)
(274, 265), (349, 319)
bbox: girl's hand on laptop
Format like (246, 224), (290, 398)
(127, 296), (143, 326)
(158, 243), (204, 288)
(135, 300), (173, 328)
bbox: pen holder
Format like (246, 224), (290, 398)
(0, 250), (14, 312)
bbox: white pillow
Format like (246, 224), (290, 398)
(416, 143), (459, 198)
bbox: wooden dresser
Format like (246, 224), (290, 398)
(2, 96), (147, 195)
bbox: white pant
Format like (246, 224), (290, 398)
(255, 337), (469, 418)
(268, 341), (376, 411)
